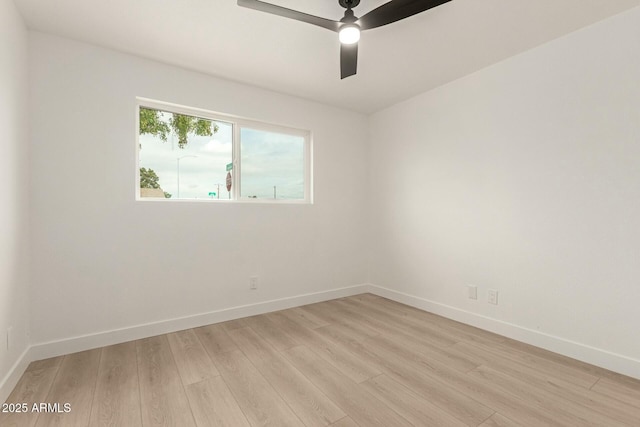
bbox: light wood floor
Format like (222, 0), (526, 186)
(2, 294), (640, 426)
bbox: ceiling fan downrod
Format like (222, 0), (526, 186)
(339, 0), (359, 23)
(338, 0), (360, 10)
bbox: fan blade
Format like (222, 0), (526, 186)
(357, 0), (451, 30)
(340, 42), (358, 79)
(238, 0), (340, 32)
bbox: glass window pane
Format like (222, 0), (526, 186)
(138, 107), (233, 200)
(240, 128), (305, 200)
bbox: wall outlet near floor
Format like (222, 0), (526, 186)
(249, 276), (259, 290)
(467, 285), (478, 300)
(488, 289), (499, 305)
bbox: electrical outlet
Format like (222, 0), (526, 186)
(249, 276), (259, 290)
(467, 285), (478, 300)
(488, 289), (499, 305)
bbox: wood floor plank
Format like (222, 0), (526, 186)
(228, 326), (345, 426)
(336, 322), (555, 426)
(210, 349), (303, 426)
(349, 293), (383, 303)
(451, 341), (640, 425)
(357, 332), (587, 427)
(338, 298), (459, 347)
(185, 376), (250, 427)
(327, 300), (401, 338)
(416, 364), (559, 427)
(349, 295), (506, 345)
(287, 306), (330, 329)
(330, 416), (359, 426)
(89, 342), (142, 427)
(35, 349), (101, 427)
(374, 327), (479, 373)
(193, 323), (238, 355)
(597, 370), (640, 390)
(449, 341), (518, 371)
(167, 329), (219, 386)
(452, 336), (601, 392)
(136, 335), (196, 427)
(469, 365), (630, 427)
(289, 307), (378, 344)
(312, 323), (370, 347)
(502, 339), (615, 379)
(0, 367), (58, 427)
(26, 356), (64, 373)
(243, 314), (300, 351)
(499, 338), (640, 390)
(299, 303), (380, 340)
(355, 336), (494, 426)
(592, 377), (640, 409)
(285, 310), (369, 344)
(283, 345), (413, 427)
(467, 339), (600, 389)
(361, 374), (468, 426)
(266, 311), (381, 383)
(479, 413), (522, 427)
(219, 318), (250, 331)
(333, 299), (457, 349)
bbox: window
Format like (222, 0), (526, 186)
(136, 99), (312, 203)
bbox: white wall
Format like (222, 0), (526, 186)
(368, 6), (640, 376)
(28, 33), (369, 347)
(0, 0), (31, 397)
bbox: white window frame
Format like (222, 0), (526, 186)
(135, 98), (313, 204)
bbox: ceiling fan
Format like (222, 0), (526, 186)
(237, 0), (452, 79)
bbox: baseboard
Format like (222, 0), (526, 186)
(28, 284), (370, 363)
(0, 346), (32, 404)
(368, 284), (640, 380)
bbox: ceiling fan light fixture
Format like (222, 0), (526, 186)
(339, 24), (360, 44)
(237, 0), (452, 78)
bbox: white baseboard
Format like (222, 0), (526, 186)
(29, 284), (370, 361)
(2, 283), (368, 403)
(0, 346), (32, 404)
(368, 284), (640, 380)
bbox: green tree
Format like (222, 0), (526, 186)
(140, 167), (161, 189)
(139, 167), (172, 198)
(139, 107), (218, 149)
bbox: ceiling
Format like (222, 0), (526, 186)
(14, 0), (640, 114)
